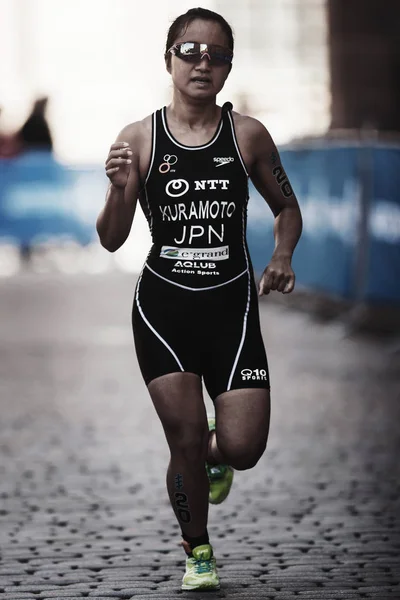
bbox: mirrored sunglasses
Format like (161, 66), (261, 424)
(168, 42), (233, 66)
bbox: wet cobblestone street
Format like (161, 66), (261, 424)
(0, 272), (399, 599)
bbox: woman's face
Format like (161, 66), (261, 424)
(166, 19), (232, 101)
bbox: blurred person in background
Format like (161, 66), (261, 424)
(14, 96), (54, 265)
(17, 96), (53, 153)
(97, 7), (302, 591)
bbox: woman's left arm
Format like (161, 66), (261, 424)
(246, 118), (303, 296)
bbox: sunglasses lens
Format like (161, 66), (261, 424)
(177, 42), (199, 61)
(209, 47), (232, 65)
(171, 42), (233, 65)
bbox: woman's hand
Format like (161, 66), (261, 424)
(105, 142), (132, 189)
(258, 255), (295, 296)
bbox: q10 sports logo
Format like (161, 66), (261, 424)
(241, 368), (268, 381)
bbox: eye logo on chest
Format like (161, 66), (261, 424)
(165, 179), (190, 198)
(159, 154), (178, 174)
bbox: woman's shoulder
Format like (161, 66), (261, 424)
(230, 109), (276, 161)
(117, 113), (153, 146)
(231, 110), (269, 140)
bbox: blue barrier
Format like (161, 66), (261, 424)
(0, 151), (107, 246)
(1, 145), (399, 303)
(247, 147), (360, 298)
(247, 144), (400, 304)
(365, 148), (400, 303)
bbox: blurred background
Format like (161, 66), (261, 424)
(0, 0), (399, 330)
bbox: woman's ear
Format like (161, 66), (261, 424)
(165, 57), (172, 74)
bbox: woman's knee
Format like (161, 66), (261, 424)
(166, 425), (209, 464)
(219, 439), (267, 471)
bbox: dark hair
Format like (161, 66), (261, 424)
(165, 7), (234, 64)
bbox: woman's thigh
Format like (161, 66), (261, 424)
(202, 274), (270, 401)
(133, 268), (202, 386)
(214, 388), (271, 463)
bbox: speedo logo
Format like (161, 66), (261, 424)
(213, 156), (234, 167)
(160, 245), (229, 261)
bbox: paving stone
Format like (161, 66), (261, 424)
(38, 592), (84, 597)
(296, 594), (361, 599)
(0, 595), (39, 599)
(0, 577), (18, 585)
(87, 593), (136, 598)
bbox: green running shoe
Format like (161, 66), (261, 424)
(206, 416), (234, 505)
(181, 544), (220, 591)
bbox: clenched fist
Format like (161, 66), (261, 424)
(105, 142), (133, 189)
(258, 255), (295, 296)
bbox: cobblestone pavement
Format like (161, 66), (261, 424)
(0, 272), (399, 600)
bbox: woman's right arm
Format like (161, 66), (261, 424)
(96, 123), (141, 252)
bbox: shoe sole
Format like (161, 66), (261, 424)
(182, 583), (221, 591)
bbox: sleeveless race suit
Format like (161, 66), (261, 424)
(132, 103), (270, 400)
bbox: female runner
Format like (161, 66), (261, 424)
(97, 7), (302, 591)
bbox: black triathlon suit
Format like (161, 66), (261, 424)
(132, 102), (270, 401)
